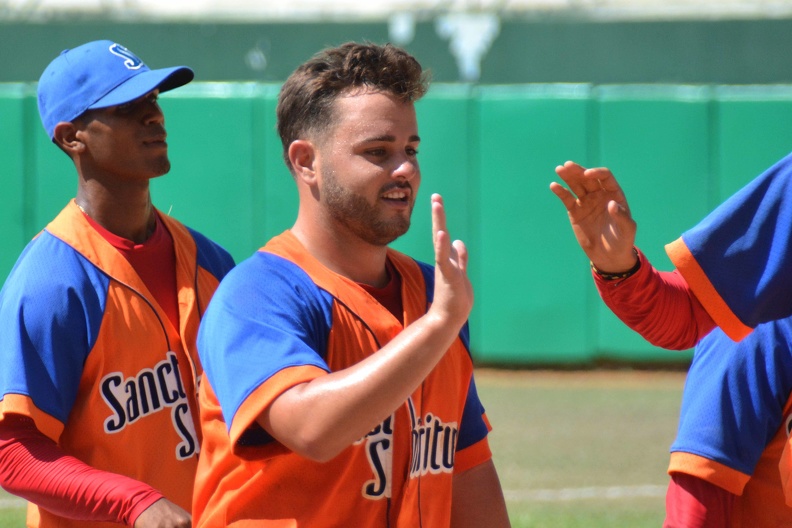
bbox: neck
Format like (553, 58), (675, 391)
(291, 218), (390, 287)
(75, 182), (156, 244)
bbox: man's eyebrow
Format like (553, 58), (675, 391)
(361, 134), (421, 143)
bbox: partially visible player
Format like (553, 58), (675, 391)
(549, 156), (792, 348)
(192, 42), (510, 527)
(664, 321), (792, 526)
(0, 40), (234, 527)
(549, 157), (792, 512)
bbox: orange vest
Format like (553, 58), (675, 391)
(194, 231), (492, 527)
(0, 201), (233, 527)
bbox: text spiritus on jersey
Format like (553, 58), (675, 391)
(357, 397), (459, 500)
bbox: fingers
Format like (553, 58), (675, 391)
(585, 166), (621, 194)
(431, 193), (448, 261)
(554, 161), (588, 198)
(431, 194), (468, 273)
(608, 199), (635, 232)
(452, 239), (468, 273)
(549, 181), (578, 211)
(554, 161), (621, 199)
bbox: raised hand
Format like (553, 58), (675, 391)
(429, 193), (473, 329)
(550, 161), (638, 273)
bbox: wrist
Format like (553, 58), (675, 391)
(590, 248), (640, 281)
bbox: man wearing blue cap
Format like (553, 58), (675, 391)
(0, 40), (234, 527)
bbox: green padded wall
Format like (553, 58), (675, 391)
(252, 84), (300, 254)
(7, 20), (792, 85)
(152, 83), (261, 261)
(391, 85), (475, 264)
(593, 86), (712, 362)
(33, 120), (75, 236)
(7, 82), (792, 364)
(714, 86), (792, 202)
(0, 85), (31, 282)
(475, 85), (593, 364)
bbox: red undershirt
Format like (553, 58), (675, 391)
(82, 210), (179, 329)
(594, 248), (732, 527)
(0, 210), (179, 525)
(358, 259), (404, 322)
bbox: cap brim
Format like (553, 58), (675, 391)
(88, 66), (194, 110)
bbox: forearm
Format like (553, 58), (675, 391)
(261, 310), (463, 461)
(451, 459), (511, 528)
(596, 249), (716, 349)
(664, 473), (734, 528)
(0, 415), (162, 526)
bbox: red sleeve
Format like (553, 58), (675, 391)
(664, 473), (735, 528)
(0, 415), (163, 526)
(594, 248), (717, 350)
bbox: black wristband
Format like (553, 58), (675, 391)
(590, 248), (641, 281)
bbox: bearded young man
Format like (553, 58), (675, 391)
(192, 42), (511, 528)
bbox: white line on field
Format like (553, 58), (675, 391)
(504, 484), (667, 502)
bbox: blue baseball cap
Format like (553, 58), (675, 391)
(37, 40), (194, 139)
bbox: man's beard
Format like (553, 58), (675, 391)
(322, 171), (413, 246)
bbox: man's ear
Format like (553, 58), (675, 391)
(52, 122), (85, 154)
(288, 139), (317, 186)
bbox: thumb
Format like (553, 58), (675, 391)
(607, 200), (637, 238)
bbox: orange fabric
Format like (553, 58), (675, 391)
(454, 437), (493, 474)
(2, 201), (226, 528)
(230, 365), (327, 451)
(193, 231), (491, 528)
(666, 238), (752, 342)
(0, 395), (64, 442)
(668, 452), (750, 496)
(670, 402), (792, 526)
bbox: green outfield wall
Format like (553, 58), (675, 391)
(5, 18), (792, 85)
(4, 82), (792, 366)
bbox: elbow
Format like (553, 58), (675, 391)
(263, 416), (348, 463)
(287, 433), (346, 463)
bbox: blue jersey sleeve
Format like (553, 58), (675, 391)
(671, 319), (792, 474)
(680, 151), (792, 327)
(457, 375), (489, 451)
(187, 226), (236, 280)
(197, 251), (334, 430)
(0, 232), (108, 427)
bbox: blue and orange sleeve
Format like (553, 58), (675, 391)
(667, 151), (792, 338)
(666, 238), (752, 342)
(668, 452), (750, 496)
(0, 232), (107, 439)
(669, 319), (792, 498)
(197, 252), (334, 433)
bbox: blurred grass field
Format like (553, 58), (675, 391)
(478, 368), (685, 527)
(0, 367), (686, 527)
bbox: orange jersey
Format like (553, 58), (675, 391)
(194, 231), (492, 527)
(0, 201), (234, 527)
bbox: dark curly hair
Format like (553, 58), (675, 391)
(276, 42), (430, 172)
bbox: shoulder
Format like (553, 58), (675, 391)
(690, 319), (792, 401)
(0, 231), (108, 360)
(697, 318), (792, 362)
(184, 227), (236, 279)
(2, 230), (110, 304)
(208, 250), (334, 316)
